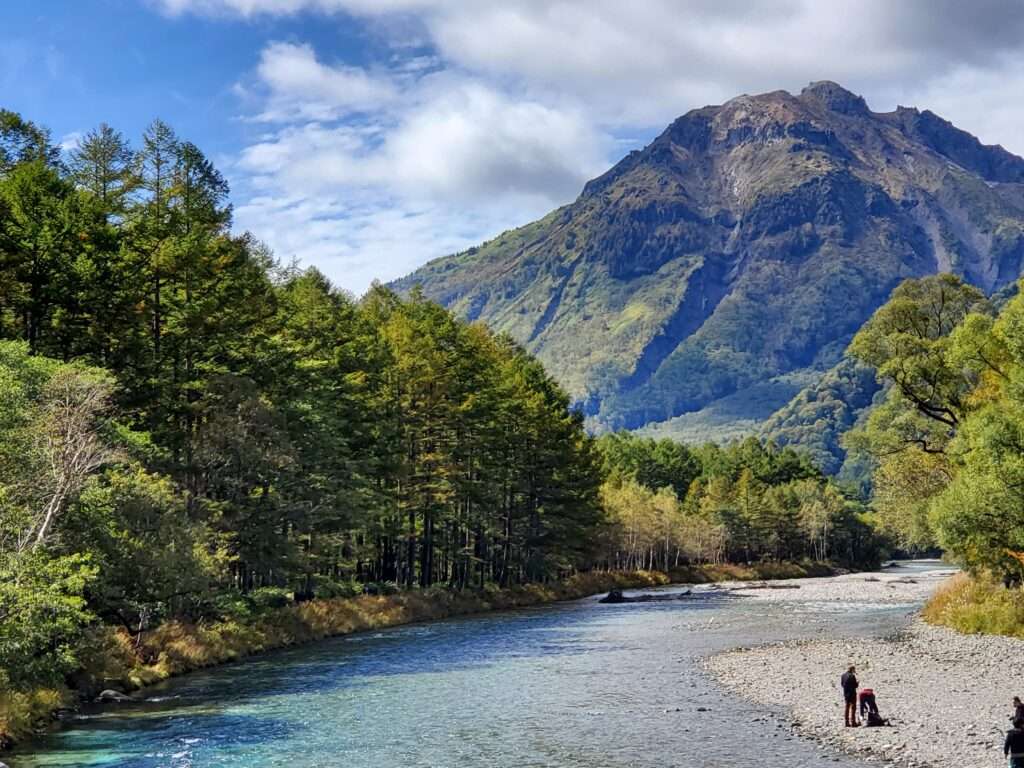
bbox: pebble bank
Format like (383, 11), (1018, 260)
(705, 567), (1024, 768)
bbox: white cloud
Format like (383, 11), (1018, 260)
(387, 78), (604, 202)
(899, 54), (1024, 158)
(156, 0), (435, 16)
(240, 83), (604, 200)
(230, 43), (607, 293)
(156, 0), (1024, 132)
(254, 42), (398, 121)
(58, 131), (84, 153)
(154, 0), (1024, 293)
(233, 188), (546, 294)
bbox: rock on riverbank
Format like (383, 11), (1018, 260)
(706, 567), (1023, 768)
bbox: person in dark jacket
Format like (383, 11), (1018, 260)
(840, 665), (859, 727)
(1013, 697), (1024, 724)
(1005, 717), (1024, 767)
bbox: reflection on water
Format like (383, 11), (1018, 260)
(11, 562), (948, 767)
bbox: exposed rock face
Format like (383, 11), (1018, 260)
(395, 82), (1024, 434)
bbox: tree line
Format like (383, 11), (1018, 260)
(595, 433), (881, 572)
(0, 110), (606, 691)
(845, 273), (1024, 581)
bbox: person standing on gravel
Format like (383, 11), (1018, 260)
(1004, 717), (1024, 766)
(840, 665), (859, 727)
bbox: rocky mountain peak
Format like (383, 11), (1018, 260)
(798, 80), (870, 115)
(396, 85), (1024, 438)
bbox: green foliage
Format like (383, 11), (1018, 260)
(923, 574), (1024, 639)
(0, 110), (58, 172)
(598, 434), (883, 568)
(0, 550), (97, 687)
(66, 466), (224, 626)
(641, 375), (804, 445)
(694, 436), (819, 485)
(849, 274), (990, 434)
(596, 431), (700, 497)
(0, 109), (610, 731)
(761, 358), (881, 474)
(848, 274), (1024, 576)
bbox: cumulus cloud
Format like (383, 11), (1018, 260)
(254, 42), (398, 120)
(58, 131), (84, 153)
(239, 71), (604, 202)
(155, 0), (1024, 293)
(233, 185), (550, 295)
(901, 53), (1024, 159)
(230, 41), (607, 292)
(160, 0), (1024, 143)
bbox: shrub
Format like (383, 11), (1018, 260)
(922, 572), (1024, 638)
(0, 686), (69, 746)
(245, 587), (292, 613)
(362, 581), (399, 596)
(312, 576), (361, 600)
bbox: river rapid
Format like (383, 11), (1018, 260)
(10, 562), (947, 768)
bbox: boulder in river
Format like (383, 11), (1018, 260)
(96, 689), (133, 703)
(599, 589), (692, 603)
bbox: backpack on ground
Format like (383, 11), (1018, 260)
(865, 710), (888, 727)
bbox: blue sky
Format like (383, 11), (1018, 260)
(2, 2), (405, 153)
(5, 1), (1024, 294)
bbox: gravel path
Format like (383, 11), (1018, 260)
(705, 565), (1024, 768)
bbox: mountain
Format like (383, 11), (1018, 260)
(394, 81), (1024, 442)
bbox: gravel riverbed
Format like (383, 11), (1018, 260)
(705, 565), (1024, 768)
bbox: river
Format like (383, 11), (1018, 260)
(10, 562), (944, 767)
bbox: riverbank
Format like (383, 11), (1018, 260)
(922, 572), (1024, 638)
(6, 571), (666, 749)
(704, 565), (1024, 768)
(2, 560), (838, 750)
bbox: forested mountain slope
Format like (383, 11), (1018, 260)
(396, 81), (1024, 437)
(760, 357), (881, 475)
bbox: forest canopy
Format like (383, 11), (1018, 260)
(846, 273), (1024, 578)
(0, 109), (885, 708)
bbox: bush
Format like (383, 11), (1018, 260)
(362, 581), (399, 596)
(245, 587), (292, 613)
(312, 576), (361, 600)
(207, 592), (255, 621)
(203, 587), (295, 621)
(0, 686), (69, 746)
(922, 572), (1024, 637)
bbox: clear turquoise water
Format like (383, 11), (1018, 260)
(10, 566), (937, 768)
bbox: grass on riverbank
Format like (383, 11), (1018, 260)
(922, 572), (1024, 637)
(0, 689), (68, 749)
(668, 560), (838, 583)
(2, 560), (839, 748)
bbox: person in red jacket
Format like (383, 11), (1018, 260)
(859, 688), (888, 726)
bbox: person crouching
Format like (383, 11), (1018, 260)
(858, 688), (888, 727)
